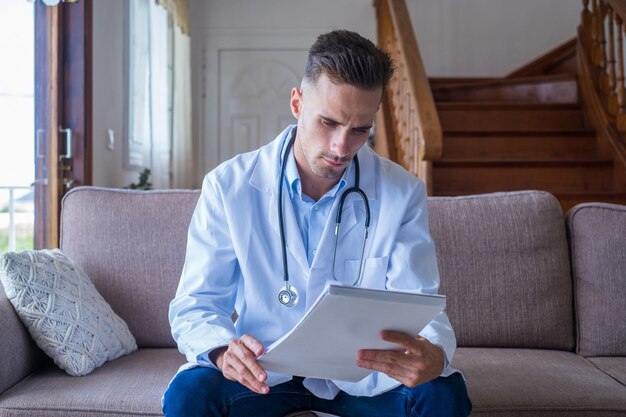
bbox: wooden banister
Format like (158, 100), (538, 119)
(374, 0), (442, 193)
(578, 0), (626, 175)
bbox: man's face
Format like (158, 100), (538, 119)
(290, 74), (382, 192)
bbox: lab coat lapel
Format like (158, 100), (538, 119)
(268, 191), (309, 274)
(250, 125), (309, 275)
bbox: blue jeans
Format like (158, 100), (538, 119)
(163, 367), (472, 417)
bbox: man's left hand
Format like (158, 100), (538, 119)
(357, 330), (444, 387)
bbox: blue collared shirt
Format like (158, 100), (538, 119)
(284, 148), (348, 266)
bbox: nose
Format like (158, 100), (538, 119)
(330, 129), (351, 158)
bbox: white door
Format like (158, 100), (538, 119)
(191, 0), (376, 175)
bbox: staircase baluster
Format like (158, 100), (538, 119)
(618, 16), (626, 128)
(582, 0), (592, 57)
(608, 5), (618, 115)
(598, 1), (610, 94)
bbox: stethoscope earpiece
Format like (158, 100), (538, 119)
(278, 284), (299, 308)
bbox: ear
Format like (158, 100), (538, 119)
(290, 87), (302, 119)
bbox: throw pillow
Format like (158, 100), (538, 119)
(0, 249), (137, 376)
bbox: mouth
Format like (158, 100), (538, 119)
(322, 156), (349, 169)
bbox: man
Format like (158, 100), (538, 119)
(164, 30), (471, 417)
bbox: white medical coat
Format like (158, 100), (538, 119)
(169, 125), (457, 399)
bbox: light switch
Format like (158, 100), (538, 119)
(107, 129), (115, 151)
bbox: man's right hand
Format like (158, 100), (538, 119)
(213, 334), (269, 394)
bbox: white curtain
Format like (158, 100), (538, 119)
(171, 24), (194, 189)
(149, 3), (171, 189)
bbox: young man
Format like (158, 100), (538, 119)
(164, 30), (471, 417)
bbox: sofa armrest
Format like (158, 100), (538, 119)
(0, 285), (46, 395)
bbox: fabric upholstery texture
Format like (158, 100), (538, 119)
(453, 347), (626, 416)
(0, 284), (45, 394)
(567, 203), (626, 357)
(0, 249), (136, 376)
(588, 357), (626, 386)
(59, 187), (201, 348)
(428, 191), (574, 349)
(0, 348), (184, 417)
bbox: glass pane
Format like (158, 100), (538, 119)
(0, 2), (35, 252)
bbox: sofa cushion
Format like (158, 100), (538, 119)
(428, 191), (574, 349)
(453, 347), (626, 416)
(567, 202), (626, 357)
(60, 187), (201, 348)
(588, 357), (626, 386)
(0, 249), (136, 376)
(0, 348), (184, 417)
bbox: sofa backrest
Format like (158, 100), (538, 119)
(60, 187), (201, 348)
(567, 202), (626, 357)
(61, 187), (577, 351)
(428, 190), (575, 350)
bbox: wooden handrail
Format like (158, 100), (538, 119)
(578, 0), (626, 174)
(374, 0), (442, 192)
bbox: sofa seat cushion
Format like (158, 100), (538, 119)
(453, 348), (626, 416)
(0, 348), (185, 417)
(589, 357), (626, 386)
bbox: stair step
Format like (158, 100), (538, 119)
(442, 132), (598, 161)
(432, 160), (614, 195)
(433, 74), (577, 103)
(438, 102), (587, 132)
(556, 192), (626, 212)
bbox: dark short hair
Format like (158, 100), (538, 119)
(304, 30), (394, 90)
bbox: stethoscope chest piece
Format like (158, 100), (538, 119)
(278, 284), (298, 308)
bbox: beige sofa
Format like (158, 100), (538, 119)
(0, 187), (625, 416)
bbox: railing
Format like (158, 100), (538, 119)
(0, 185), (34, 252)
(374, 0), (442, 193)
(578, 0), (626, 173)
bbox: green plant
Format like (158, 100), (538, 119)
(0, 230), (34, 253)
(127, 168), (153, 190)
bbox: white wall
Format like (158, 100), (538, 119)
(92, 0), (139, 188)
(91, 0), (583, 186)
(408, 0), (581, 77)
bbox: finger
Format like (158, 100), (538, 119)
(240, 334), (265, 356)
(379, 330), (419, 349)
(229, 339), (267, 383)
(358, 349), (414, 367)
(223, 360), (269, 394)
(356, 356), (415, 384)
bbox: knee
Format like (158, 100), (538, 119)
(163, 367), (227, 417)
(409, 373), (472, 417)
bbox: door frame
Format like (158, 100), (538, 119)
(34, 0), (92, 249)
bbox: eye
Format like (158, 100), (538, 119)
(321, 118), (336, 127)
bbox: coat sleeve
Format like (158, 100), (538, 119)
(169, 173), (240, 365)
(385, 179), (457, 375)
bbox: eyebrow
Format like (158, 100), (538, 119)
(320, 115), (372, 131)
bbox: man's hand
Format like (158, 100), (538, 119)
(357, 330), (445, 387)
(213, 334), (269, 394)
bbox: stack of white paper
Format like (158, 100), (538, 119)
(258, 283), (446, 382)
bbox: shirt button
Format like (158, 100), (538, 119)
(312, 249), (317, 256)
(313, 206), (319, 211)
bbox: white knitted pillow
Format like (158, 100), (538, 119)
(0, 249), (137, 376)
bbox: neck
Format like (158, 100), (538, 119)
(298, 165), (343, 202)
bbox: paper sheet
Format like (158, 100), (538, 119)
(258, 283), (446, 382)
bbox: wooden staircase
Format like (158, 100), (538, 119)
(430, 55), (626, 212)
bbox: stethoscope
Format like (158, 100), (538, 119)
(277, 129), (371, 308)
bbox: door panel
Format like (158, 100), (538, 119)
(218, 49), (308, 163)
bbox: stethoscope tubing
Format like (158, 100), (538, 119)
(277, 129), (371, 306)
